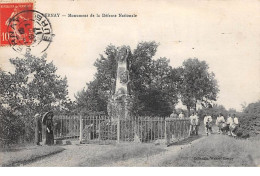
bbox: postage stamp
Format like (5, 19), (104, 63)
(1, 2), (54, 55)
(0, 2), (34, 46)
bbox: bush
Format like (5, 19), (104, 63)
(239, 101), (260, 137)
(0, 109), (26, 147)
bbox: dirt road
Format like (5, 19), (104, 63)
(25, 144), (116, 167)
(103, 136), (205, 167)
(25, 136), (204, 167)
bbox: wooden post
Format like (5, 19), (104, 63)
(117, 115), (120, 143)
(35, 115), (39, 145)
(164, 118), (167, 145)
(79, 116), (83, 143)
(98, 119), (101, 142)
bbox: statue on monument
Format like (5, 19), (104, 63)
(107, 46), (133, 120)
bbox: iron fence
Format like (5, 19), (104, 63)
(53, 115), (80, 140)
(165, 118), (190, 144)
(53, 115), (191, 145)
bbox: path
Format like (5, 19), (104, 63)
(25, 144), (116, 167)
(103, 136), (205, 167)
(25, 135), (205, 167)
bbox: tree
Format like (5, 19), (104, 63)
(7, 54), (69, 115)
(0, 54), (70, 144)
(75, 45), (118, 115)
(179, 58), (219, 115)
(0, 69), (24, 146)
(76, 42), (179, 116)
(197, 104), (228, 120)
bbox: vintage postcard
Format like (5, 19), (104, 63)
(0, 0), (260, 167)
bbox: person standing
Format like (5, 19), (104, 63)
(233, 114), (239, 126)
(194, 112), (200, 135)
(170, 111), (177, 118)
(189, 112), (195, 135)
(189, 112), (199, 135)
(204, 113), (213, 136)
(230, 114), (239, 137)
(179, 111), (185, 119)
(216, 113), (225, 134)
(226, 114), (233, 135)
(43, 111), (54, 145)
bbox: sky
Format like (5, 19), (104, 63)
(1, 0), (260, 111)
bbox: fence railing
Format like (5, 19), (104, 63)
(165, 118), (190, 145)
(53, 115), (80, 140)
(53, 115), (191, 145)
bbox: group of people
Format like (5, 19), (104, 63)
(170, 111), (200, 135)
(169, 111), (240, 137)
(170, 111), (185, 119)
(189, 112), (200, 135)
(203, 113), (239, 136)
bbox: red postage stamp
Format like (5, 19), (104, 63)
(0, 2), (34, 46)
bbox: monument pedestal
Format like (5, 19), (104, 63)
(108, 94), (133, 121)
(107, 94), (133, 143)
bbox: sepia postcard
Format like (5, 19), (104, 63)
(0, 0), (260, 168)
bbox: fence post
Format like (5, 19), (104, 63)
(79, 116), (83, 143)
(164, 118), (167, 145)
(117, 116), (120, 143)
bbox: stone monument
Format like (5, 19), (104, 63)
(106, 46), (142, 143)
(107, 46), (133, 121)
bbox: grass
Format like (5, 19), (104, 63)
(79, 143), (166, 166)
(159, 134), (260, 167)
(0, 145), (65, 166)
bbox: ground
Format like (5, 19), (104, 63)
(25, 138), (203, 166)
(26, 144), (116, 167)
(2, 125), (260, 167)
(0, 145), (64, 166)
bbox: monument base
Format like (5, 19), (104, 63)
(107, 94), (133, 120)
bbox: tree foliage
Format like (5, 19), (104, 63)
(178, 58), (219, 114)
(239, 100), (260, 137)
(76, 42), (179, 116)
(0, 54), (70, 145)
(197, 104), (228, 120)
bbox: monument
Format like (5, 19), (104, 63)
(107, 46), (133, 121)
(106, 46), (134, 142)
